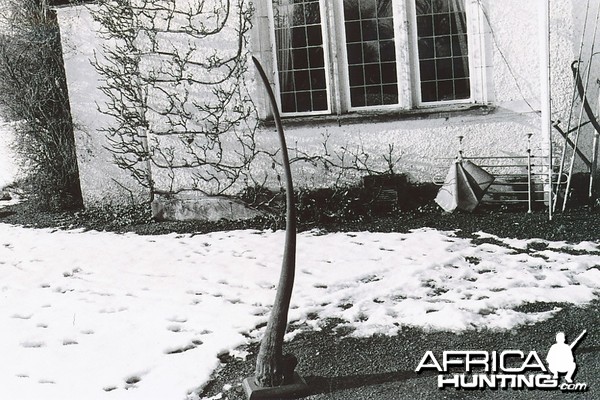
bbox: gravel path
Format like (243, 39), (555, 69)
(201, 300), (599, 399)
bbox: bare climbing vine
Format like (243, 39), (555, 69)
(90, 0), (403, 202)
(90, 0), (258, 199)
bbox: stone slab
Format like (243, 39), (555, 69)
(151, 195), (265, 222)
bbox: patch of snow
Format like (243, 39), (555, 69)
(0, 226), (598, 399)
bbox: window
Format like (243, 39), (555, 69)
(343, 0), (399, 108)
(414, 0), (470, 103)
(271, 0), (331, 114)
(263, 0), (487, 117)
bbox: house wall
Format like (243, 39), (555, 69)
(0, 119), (19, 189)
(569, 0), (600, 173)
(55, 0), (595, 207)
(250, 0), (581, 188)
(55, 6), (150, 207)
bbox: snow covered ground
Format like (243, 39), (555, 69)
(1, 217), (599, 400)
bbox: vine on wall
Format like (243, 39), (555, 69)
(90, 0), (259, 199)
(90, 0), (404, 203)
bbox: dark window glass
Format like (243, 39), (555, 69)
(365, 64), (382, 85)
(360, 0), (377, 19)
(347, 43), (364, 64)
(379, 40), (396, 62)
(310, 69), (326, 89)
(345, 21), (362, 43)
(306, 25), (323, 46)
(436, 58), (453, 80)
(415, 0), (470, 102)
(273, 0), (328, 113)
(344, 0), (360, 20)
(343, 0), (399, 107)
(349, 65), (365, 86)
(361, 20), (378, 41)
(363, 42), (380, 63)
(381, 62), (397, 84)
(366, 86), (383, 106)
(382, 84), (398, 103)
(418, 38), (434, 59)
(308, 47), (325, 68)
(421, 81), (437, 102)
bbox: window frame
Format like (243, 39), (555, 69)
(263, 0), (488, 119)
(267, 0), (334, 117)
(407, 0), (475, 107)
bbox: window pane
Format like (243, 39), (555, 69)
(313, 90), (328, 110)
(291, 27), (307, 47)
(310, 69), (326, 90)
(433, 14), (451, 36)
(419, 59), (435, 81)
(417, 37), (434, 59)
(306, 25), (323, 46)
(453, 56), (469, 78)
(273, 0), (329, 113)
(295, 70), (311, 91)
(378, 0), (393, 18)
(434, 36), (451, 57)
(363, 42), (380, 63)
(344, 0), (360, 20)
(292, 48), (309, 69)
(343, 0), (399, 107)
(308, 47), (325, 68)
(436, 58), (453, 80)
(347, 43), (364, 64)
(361, 20), (378, 41)
(296, 91), (313, 112)
(382, 84), (398, 103)
(415, 0), (470, 102)
(378, 18), (394, 40)
(349, 65), (365, 86)
(420, 81), (437, 102)
(416, 15), (432, 37)
(345, 21), (362, 43)
(304, 1), (321, 24)
(454, 78), (470, 98)
(281, 92), (296, 113)
(379, 40), (396, 62)
(350, 87), (367, 107)
(365, 64), (382, 85)
(432, 0), (449, 13)
(381, 62), (397, 84)
(366, 86), (383, 106)
(360, 0), (377, 19)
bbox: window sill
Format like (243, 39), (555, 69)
(259, 104), (496, 129)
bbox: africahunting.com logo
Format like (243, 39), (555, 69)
(415, 330), (588, 392)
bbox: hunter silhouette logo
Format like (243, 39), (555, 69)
(415, 330), (588, 392)
(546, 330), (586, 385)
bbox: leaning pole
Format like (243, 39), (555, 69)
(242, 57), (308, 399)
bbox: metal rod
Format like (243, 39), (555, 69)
(552, 122), (592, 168)
(527, 133), (533, 213)
(539, 0), (553, 220)
(563, 2), (600, 211)
(590, 91), (600, 204)
(552, 0), (593, 212)
(475, 164), (529, 168)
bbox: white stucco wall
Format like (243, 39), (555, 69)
(251, 0), (580, 187)
(0, 119), (19, 188)
(56, 6), (150, 207)
(55, 0), (597, 205)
